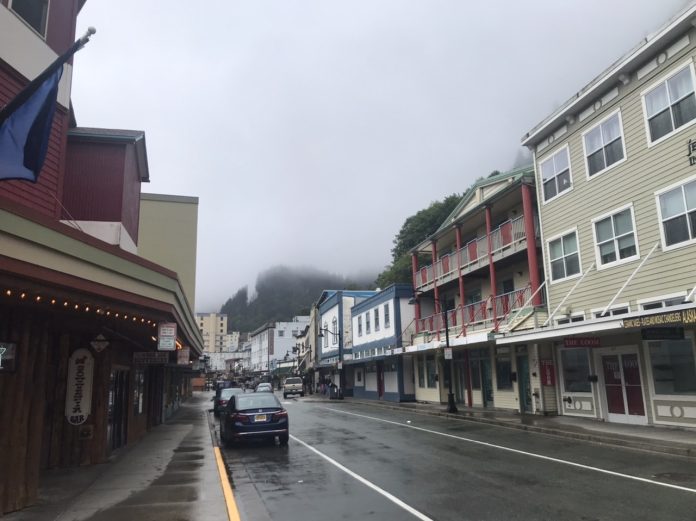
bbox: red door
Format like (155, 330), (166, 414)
(467, 241), (478, 262)
(601, 354), (645, 420)
(501, 221), (512, 246)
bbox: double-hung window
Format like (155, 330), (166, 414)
(366, 313), (371, 334)
(331, 317), (338, 346)
(374, 309), (380, 331)
(657, 178), (696, 248)
(10, 0), (49, 37)
(593, 206), (638, 267)
(357, 316), (363, 337)
(384, 303), (391, 329)
(584, 112), (625, 176)
(644, 65), (696, 143)
(540, 147), (572, 202)
(548, 231), (581, 281)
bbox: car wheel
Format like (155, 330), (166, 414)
(278, 433), (289, 445)
(300, 392), (305, 397)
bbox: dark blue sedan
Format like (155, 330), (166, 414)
(220, 393), (289, 446)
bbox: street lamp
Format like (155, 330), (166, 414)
(409, 293), (458, 414)
(318, 326), (343, 398)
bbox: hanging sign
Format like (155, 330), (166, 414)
(158, 322), (177, 351)
(65, 348), (94, 426)
(90, 334), (109, 353)
(177, 348), (190, 365)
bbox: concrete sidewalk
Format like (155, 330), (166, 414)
(6, 392), (229, 521)
(307, 394), (696, 458)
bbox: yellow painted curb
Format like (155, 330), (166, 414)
(214, 446), (241, 521)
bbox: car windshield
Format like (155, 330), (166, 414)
(285, 378), (302, 384)
(220, 388), (242, 399)
(235, 394), (280, 410)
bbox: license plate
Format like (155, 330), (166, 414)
(254, 414), (267, 422)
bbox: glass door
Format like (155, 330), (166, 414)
(600, 353), (646, 424)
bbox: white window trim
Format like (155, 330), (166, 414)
(591, 203), (641, 271)
(538, 144), (574, 205)
(554, 311), (586, 325)
(557, 346), (594, 398)
(582, 108), (628, 181)
(9, 0), (50, 39)
(641, 60), (696, 148)
(590, 302), (631, 319)
(654, 172), (696, 252)
(546, 227), (583, 285)
(642, 330), (696, 406)
(637, 291), (688, 310)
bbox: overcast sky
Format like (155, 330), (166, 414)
(72, 0), (690, 312)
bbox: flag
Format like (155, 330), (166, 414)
(0, 30), (93, 183)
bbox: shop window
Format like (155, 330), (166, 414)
(426, 354), (437, 388)
(418, 356), (425, 387)
(496, 347), (512, 390)
(649, 339), (696, 395)
(560, 349), (591, 392)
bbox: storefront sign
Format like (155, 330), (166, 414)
(623, 309), (696, 328)
(540, 359), (555, 386)
(65, 348), (94, 426)
(158, 322), (177, 351)
(393, 347), (403, 355)
(564, 337), (601, 348)
(641, 327), (684, 340)
(134, 352), (170, 365)
(177, 348), (190, 365)
(444, 347), (453, 360)
(0, 342), (17, 373)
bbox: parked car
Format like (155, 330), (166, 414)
(255, 382), (273, 393)
(283, 377), (304, 398)
(220, 393), (289, 446)
(213, 387), (244, 417)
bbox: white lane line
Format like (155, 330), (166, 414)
(320, 407), (696, 495)
(290, 434), (434, 521)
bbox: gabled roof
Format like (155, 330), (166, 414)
(410, 165), (533, 253)
(522, 1), (696, 147)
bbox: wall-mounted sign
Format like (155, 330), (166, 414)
(158, 322), (177, 351)
(177, 348), (190, 365)
(65, 348), (94, 426)
(444, 347), (453, 360)
(0, 342), (17, 373)
(623, 309), (696, 329)
(134, 352), (170, 365)
(564, 337), (601, 348)
(90, 334), (109, 353)
(540, 359), (555, 386)
(392, 347), (404, 355)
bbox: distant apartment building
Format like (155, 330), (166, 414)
(196, 312), (240, 355)
(249, 317), (311, 372)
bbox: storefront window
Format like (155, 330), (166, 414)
(561, 349), (591, 392)
(496, 348), (512, 390)
(426, 354), (437, 388)
(649, 339), (696, 395)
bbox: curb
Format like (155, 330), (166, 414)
(323, 399), (696, 459)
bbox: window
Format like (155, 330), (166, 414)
(560, 349), (591, 392)
(593, 206), (638, 267)
(644, 65), (696, 143)
(323, 321), (328, 348)
(540, 147), (572, 201)
(548, 231), (580, 281)
(278, 330), (284, 337)
(592, 306), (629, 319)
(640, 296), (686, 310)
(657, 179), (696, 248)
(133, 369), (145, 415)
(418, 356), (425, 387)
(374, 309), (380, 331)
(384, 303), (391, 329)
(10, 0), (49, 36)
(584, 112), (625, 176)
(426, 354), (437, 388)
(331, 317), (338, 346)
(495, 348), (512, 390)
(358, 316), (363, 337)
(556, 313), (585, 325)
(649, 339), (696, 395)
(366, 313), (371, 334)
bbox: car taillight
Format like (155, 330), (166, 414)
(272, 410), (288, 421)
(220, 400), (228, 406)
(233, 414), (250, 424)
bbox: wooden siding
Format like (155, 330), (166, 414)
(537, 28), (696, 315)
(0, 63), (66, 218)
(62, 141), (127, 222)
(121, 144), (142, 244)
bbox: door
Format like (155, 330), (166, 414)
(481, 358), (493, 407)
(600, 353), (646, 424)
(376, 362), (385, 399)
(107, 369), (130, 451)
(517, 355), (532, 413)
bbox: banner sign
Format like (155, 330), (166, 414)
(134, 352), (170, 365)
(177, 348), (190, 365)
(623, 309), (696, 329)
(158, 322), (177, 351)
(540, 359), (555, 386)
(65, 348), (94, 426)
(564, 337), (601, 348)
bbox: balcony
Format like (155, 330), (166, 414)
(414, 285), (539, 340)
(415, 215), (533, 291)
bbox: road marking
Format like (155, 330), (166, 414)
(321, 407), (696, 495)
(290, 434), (434, 521)
(214, 446), (242, 521)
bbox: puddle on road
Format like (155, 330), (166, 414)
(173, 446), (204, 453)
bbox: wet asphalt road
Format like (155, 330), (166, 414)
(217, 394), (696, 521)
